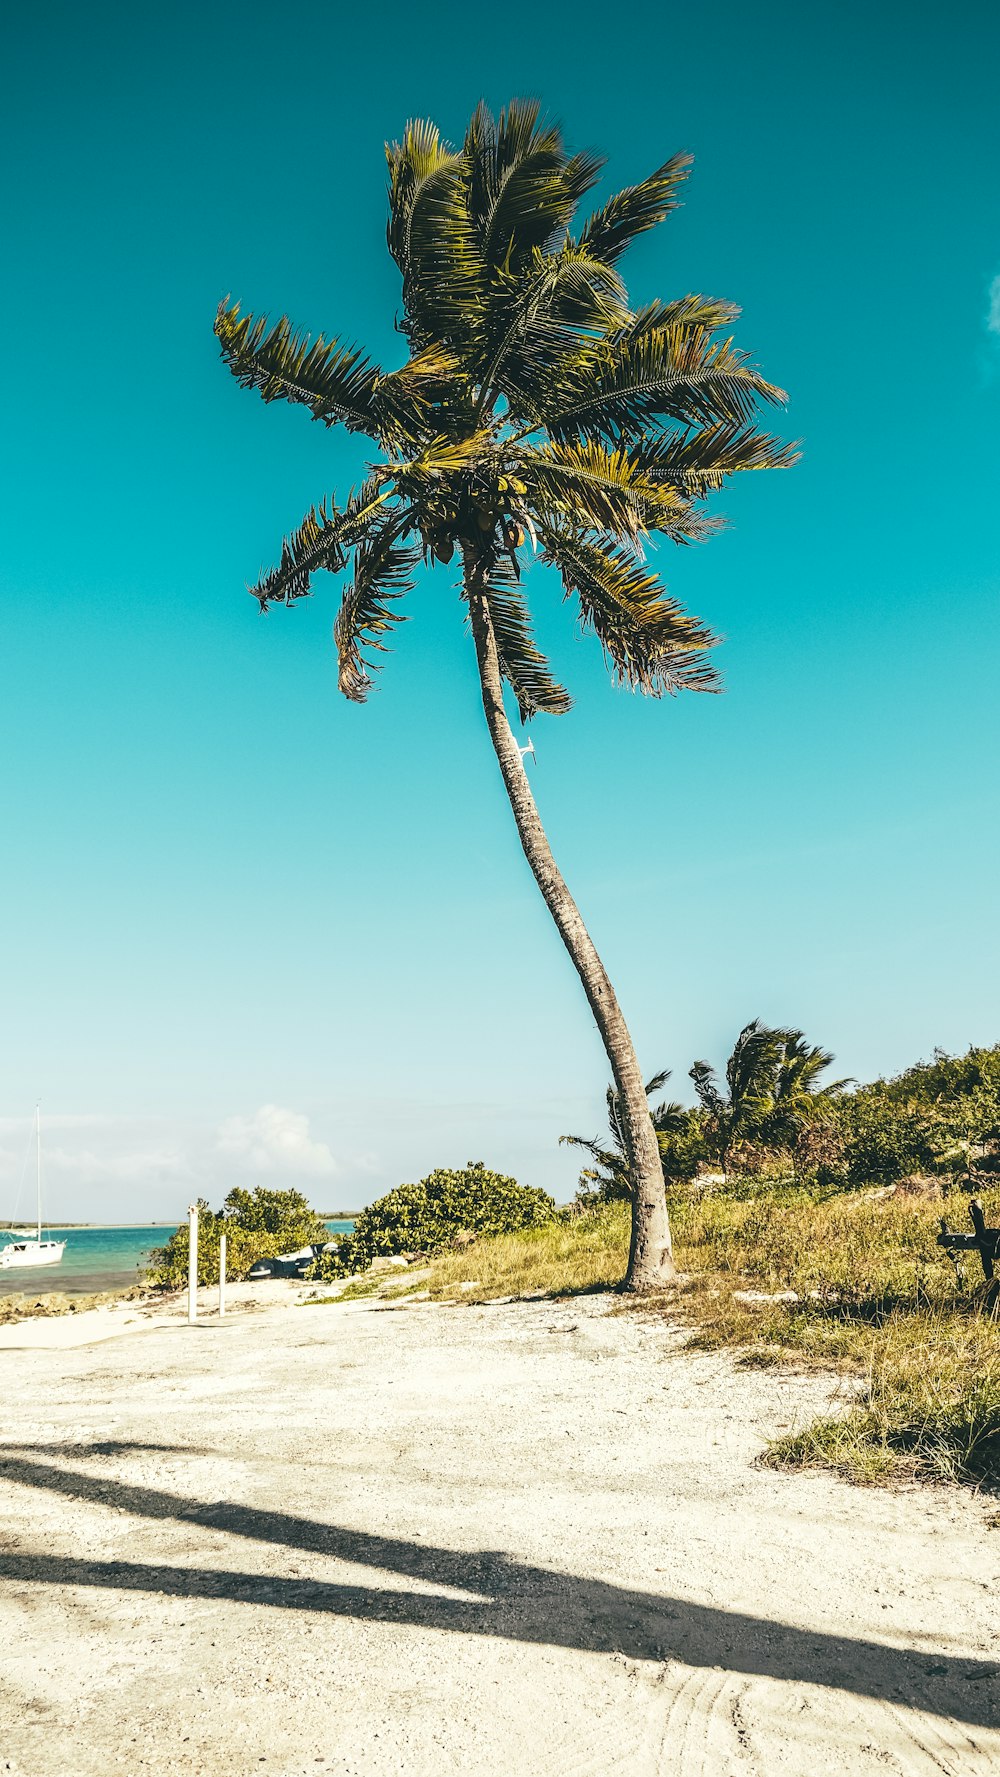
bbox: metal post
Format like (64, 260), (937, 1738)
(188, 1203), (198, 1325)
(219, 1232), (227, 1319)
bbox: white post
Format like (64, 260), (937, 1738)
(188, 1202), (198, 1325)
(219, 1232), (227, 1320)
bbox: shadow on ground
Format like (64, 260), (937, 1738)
(0, 1443), (996, 1730)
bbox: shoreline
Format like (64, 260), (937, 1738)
(0, 1275), (330, 1346)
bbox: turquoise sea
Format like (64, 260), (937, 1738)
(0, 1221), (354, 1297)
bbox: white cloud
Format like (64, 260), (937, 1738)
(42, 1145), (193, 1184)
(214, 1105), (338, 1177)
(987, 274), (1000, 337)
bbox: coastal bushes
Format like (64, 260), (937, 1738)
(319, 1162), (556, 1276)
(144, 1186), (330, 1288)
(560, 1033), (1000, 1199)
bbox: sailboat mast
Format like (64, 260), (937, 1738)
(36, 1104), (41, 1244)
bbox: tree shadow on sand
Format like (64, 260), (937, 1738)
(0, 1444), (996, 1732)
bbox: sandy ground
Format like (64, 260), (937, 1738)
(0, 1289), (997, 1777)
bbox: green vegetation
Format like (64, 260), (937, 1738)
(832, 1045), (1000, 1188)
(689, 1019), (849, 1177)
(316, 1162), (555, 1277)
(144, 1187), (330, 1288)
(560, 1071), (699, 1201)
(214, 100), (793, 1291)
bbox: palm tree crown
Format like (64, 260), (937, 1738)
(691, 1020), (849, 1166)
(215, 100), (794, 715)
(561, 1070), (687, 1200)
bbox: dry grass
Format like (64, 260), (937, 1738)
(764, 1319), (1000, 1486)
(427, 1210), (628, 1301)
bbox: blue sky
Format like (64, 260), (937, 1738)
(2, 0), (998, 1219)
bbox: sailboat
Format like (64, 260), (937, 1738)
(0, 1107), (66, 1270)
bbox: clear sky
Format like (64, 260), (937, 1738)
(2, 0), (998, 1221)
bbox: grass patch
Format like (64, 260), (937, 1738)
(422, 1183), (1000, 1489)
(764, 1319), (1000, 1486)
(426, 1208), (629, 1302)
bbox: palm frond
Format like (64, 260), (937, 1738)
(543, 323), (787, 441)
(478, 555), (571, 720)
(521, 439), (714, 544)
(639, 421), (800, 494)
(726, 1019), (786, 1119)
(689, 1060), (725, 1118)
(624, 295), (742, 336)
(538, 525), (721, 694)
(334, 524), (421, 702)
(375, 343), (461, 441)
(577, 153), (691, 264)
(215, 302), (383, 433)
(605, 1084), (625, 1152)
(558, 1134), (621, 1175)
(651, 1099), (688, 1135)
(392, 430), (495, 504)
(386, 119), (460, 272)
(398, 154), (486, 351)
(476, 248), (629, 415)
(250, 480), (389, 609)
(465, 102), (603, 271)
(644, 1069), (673, 1098)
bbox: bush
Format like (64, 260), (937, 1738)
(322, 1162), (556, 1276)
(144, 1186), (331, 1288)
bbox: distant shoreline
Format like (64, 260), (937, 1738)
(1, 1217), (358, 1232)
(1, 1222), (180, 1232)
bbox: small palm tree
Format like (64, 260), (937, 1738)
(764, 1031), (851, 1151)
(214, 102), (793, 1289)
(561, 1071), (687, 1201)
(691, 1021), (848, 1170)
(690, 1019), (790, 1172)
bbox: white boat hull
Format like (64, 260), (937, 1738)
(0, 1240), (66, 1269)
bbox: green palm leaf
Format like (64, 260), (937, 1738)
(397, 155), (486, 352)
(577, 153), (692, 264)
(538, 526), (721, 694)
(214, 303), (455, 445)
(639, 421), (800, 493)
(521, 438), (714, 543)
(465, 101), (603, 268)
(479, 556), (572, 720)
(250, 480), (389, 609)
(543, 322), (787, 440)
(334, 524), (421, 702)
(215, 302), (383, 432)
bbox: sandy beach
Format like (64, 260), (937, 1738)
(0, 1287), (997, 1776)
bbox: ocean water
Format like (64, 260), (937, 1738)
(0, 1221), (355, 1298)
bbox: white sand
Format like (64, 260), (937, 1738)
(0, 1291), (996, 1775)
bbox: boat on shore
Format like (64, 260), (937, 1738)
(1, 1108), (66, 1271)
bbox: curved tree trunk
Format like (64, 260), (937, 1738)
(464, 559), (676, 1291)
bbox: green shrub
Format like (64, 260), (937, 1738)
(321, 1162), (556, 1276)
(144, 1186), (330, 1288)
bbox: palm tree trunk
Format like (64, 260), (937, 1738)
(464, 559), (676, 1291)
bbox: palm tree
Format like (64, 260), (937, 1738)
(561, 1071), (687, 1201)
(691, 1021), (848, 1171)
(764, 1031), (851, 1152)
(213, 102), (793, 1289)
(689, 1019), (789, 1172)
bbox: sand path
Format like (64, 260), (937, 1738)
(0, 1291), (996, 1775)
